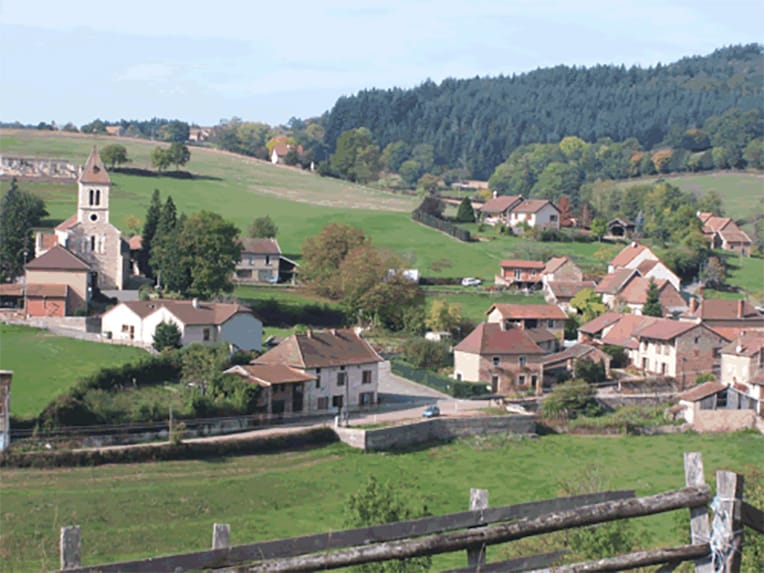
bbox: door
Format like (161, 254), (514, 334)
(292, 383), (304, 413)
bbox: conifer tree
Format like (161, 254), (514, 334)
(455, 196), (475, 223)
(642, 279), (663, 317)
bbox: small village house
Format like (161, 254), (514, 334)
(494, 260), (545, 289)
(697, 212), (752, 256)
(720, 333), (764, 415)
(247, 328), (382, 414)
(544, 280), (597, 313)
(24, 246), (91, 317)
(606, 242), (680, 289)
(476, 194), (523, 226)
(101, 299), (262, 351)
(681, 298), (764, 339)
(486, 303), (567, 342)
(508, 199), (561, 232)
(541, 256), (583, 284)
(542, 343), (612, 384)
(673, 381), (757, 431)
(234, 238), (297, 284)
(223, 364), (316, 416)
(606, 218), (635, 240)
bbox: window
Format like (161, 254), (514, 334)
(550, 215), (558, 222)
(121, 324), (130, 333)
(317, 397), (329, 410)
(88, 189), (94, 206)
(337, 372), (347, 386)
(519, 356), (527, 367)
(518, 375), (526, 385)
(203, 328), (211, 341)
(531, 375), (538, 386)
(332, 395), (343, 408)
(547, 320), (555, 328)
(315, 368), (321, 389)
(514, 269), (521, 280)
(455, 372), (462, 381)
(492, 356), (500, 367)
(265, 255), (271, 266)
(661, 363), (667, 375)
(89, 213), (98, 222)
(362, 370), (372, 384)
(95, 189), (101, 206)
(694, 337), (700, 344)
(90, 235), (96, 252)
(716, 390), (728, 408)
(530, 270), (536, 277)
(359, 392), (374, 406)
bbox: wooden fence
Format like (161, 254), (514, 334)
(54, 452), (763, 573)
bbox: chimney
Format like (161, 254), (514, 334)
(306, 329), (313, 338)
(492, 190), (498, 199)
(631, 241), (637, 248)
(192, 298), (200, 309)
(736, 344), (744, 354)
(689, 297), (697, 314)
(330, 328), (337, 336)
(737, 299), (744, 318)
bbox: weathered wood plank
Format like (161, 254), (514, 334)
(213, 524), (231, 550)
(444, 550), (566, 573)
(714, 470), (743, 573)
(241, 485), (711, 573)
(528, 543), (710, 573)
(55, 490), (636, 573)
(60, 526), (81, 570)
(466, 488), (488, 568)
(683, 451), (713, 573)
(742, 500), (764, 534)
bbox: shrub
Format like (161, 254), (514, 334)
(39, 396), (99, 429)
(153, 321), (182, 351)
(541, 380), (601, 419)
(602, 345), (628, 368)
(574, 358), (607, 384)
(694, 372), (716, 384)
(402, 339), (451, 370)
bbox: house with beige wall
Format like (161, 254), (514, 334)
(720, 333), (764, 415)
(486, 303), (566, 342)
(24, 246), (91, 316)
(508, 199), (560, 232)
(234, 238), (297, 284)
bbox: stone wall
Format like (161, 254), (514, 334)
(692, 410), (757, 433)
(336, 415), (536, 452)
(0, 156), (78, 180)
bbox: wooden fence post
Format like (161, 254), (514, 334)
(714, 471), (743, 573)
(467, 488), (488, 568)
(683, 452), (713, 573)
(213, 523), (231, 549)
(60, 526), (81, 570)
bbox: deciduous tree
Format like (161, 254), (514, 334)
(248, 215), (278, 238)
(425, 299), (462, 333)
(100, 144), (129, 169)
(302, 224), (367, 299)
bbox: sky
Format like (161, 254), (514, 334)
(1, 0), (762, 128)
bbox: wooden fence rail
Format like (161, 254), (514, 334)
(54, 452), (762, 573)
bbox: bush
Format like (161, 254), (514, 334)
(541, 380), (601, 419)
(694, 372), (716, 384)
(574, 358), (607, 384)
(402, 339), (451, 370)
(602, 345), (628, 368)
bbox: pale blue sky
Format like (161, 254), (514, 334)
(1, 0), (761, 127)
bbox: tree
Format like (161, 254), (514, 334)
(160, 120), (190, 143)
(380, 141), (409, 172)
(574, 358), (607, 384)
(302, 224), (367, 299)
(425, 299), (462, 333)
(0, 178), (48, 279)
(590, 217), (607, 241)
(100, 144), (129, 169)
(181, 343), (229, 395)
(122, 214), (142, 236)
(570, 288), (606, 323)
(179, 211), (241, 298)
(166, 143), (191, 169)
(416, 195), (444, 218)
(152, 197), (191, 293)
(330, 127), (381, 183)
(151, 147), (172, 171)
(642, 279), (663, 317)
(402, 339), (451, 370)
(557, 195), (574, 227)
(141, 189), (162, 277)
(153, 321), (182, 352)
(455, 196), (475, 223)
(248, 215), (278, 238)
(344, 476), (432, 573)
(701, 256), (727, 288)
(398, 160), (422, 188)
(417, 173), (439, 193)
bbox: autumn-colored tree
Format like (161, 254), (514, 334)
(425, 299), (463, 333)
(557, 195), (574, 227)
(580, 202), (593, 228)
(651, 148), (673, 173)
(302, 224), (367, 299)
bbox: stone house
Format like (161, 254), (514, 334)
(453, 322), (547, 395)
(674, 381), (757, 431)
(223, 364), (316, 415)
(251, 329), (382, 414)
(542, 256), (583, 285)
(494, 260), (545, 289)
(24, 246), (91, 316)
(681, 299), (764, 339)
(486, 303), (567, 342)
(542, 343), (612, 383)
(544, 280), (597, 313)
(101, 299), (262, 351)
(607, 242), (659, 274)
(606, 218), (635, 239)
(698, 212), (752, 256)
(720, 333), (764, 415)
(234, 238), (297, 284)
(596, 271), (685, 316)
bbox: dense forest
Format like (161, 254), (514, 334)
(322, 44), (763, 178)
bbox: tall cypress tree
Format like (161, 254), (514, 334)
(455, 196), (476, 223)
(141, 189), (162, 278)
(0, 178), (48, 280)
(642, 279), (663, 317)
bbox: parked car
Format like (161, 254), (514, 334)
(422, 405), (441, 418)
(461, 277), (482, 287)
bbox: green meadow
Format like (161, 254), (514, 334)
(1, 432), (760, 572)
(0, 324), (146, 418)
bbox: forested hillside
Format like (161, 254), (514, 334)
(323, 44), (763, 178)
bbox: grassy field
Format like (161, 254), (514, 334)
(424, 288), (546, 322)
(1, 432), (760, 572)
(0, 324), (146, 418)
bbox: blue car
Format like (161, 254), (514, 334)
(422, 405), (440, 418)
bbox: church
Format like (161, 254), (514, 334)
(26, 148), (129, 316)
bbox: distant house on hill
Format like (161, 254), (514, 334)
(234, 238), (298, 284)
(607, 242), (680, 289)
(271, 143), (303, 165)
(508, 199), (561, 233)
(697, 212), (752, 256)
(476, 194), (523, 226)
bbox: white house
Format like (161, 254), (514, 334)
(101, 299), (262, 351)
(508, 199), (561, 232)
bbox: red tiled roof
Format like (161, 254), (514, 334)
(453, 322), (545, 355)
(637, 319), (698, 341)
(636, 259), (658, 275)
(677, 381), (726, 402)
(595, 269), (637, 295)
(578, 312), (623, 335)
(525, 328), (558, 344)
(697, 212), (714, 224)
(256, 328), (382, 369)
(499, 259), (545, 270)
(487, 303), (567, 320)
(542, 343), (607, 366)
(610, 243), (653, 268)
(692, 299), (760, 320)
(721, 333), (764, 357)
(543, 256), (570, 275)
(600, 314), (658, 348)
(513, 199), (559, 214)
(719, 228), (752, 244)
(478, 195), (523, 214)
(112, 299), (253, 325)
(547, 281), (596, 299)
(225, 364), (315, 386)
(25, 283), (68, 298)
(128, 236), (142, 250)
(55, 214), (79, 231)
(707, 326), (744, 342)
(617, 277), (668, 305)
(25, 246), (90, 271)
(272, 143), (290, 156)
(701, 216), (733, 234)
(78, 147), (111, 185)
(240, 237), (281, 255)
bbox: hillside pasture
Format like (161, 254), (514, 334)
(0, 324), (147, 418)
(0, 432), (760, 572)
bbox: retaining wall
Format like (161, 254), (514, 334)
(335, 414), (536, 452)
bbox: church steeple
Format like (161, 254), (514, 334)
(77, 147), (111, 224)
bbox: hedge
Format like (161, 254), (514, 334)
(0, 428), (338, 469)
(411, 210), (472, 242)
(391, 358), (489, 398)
